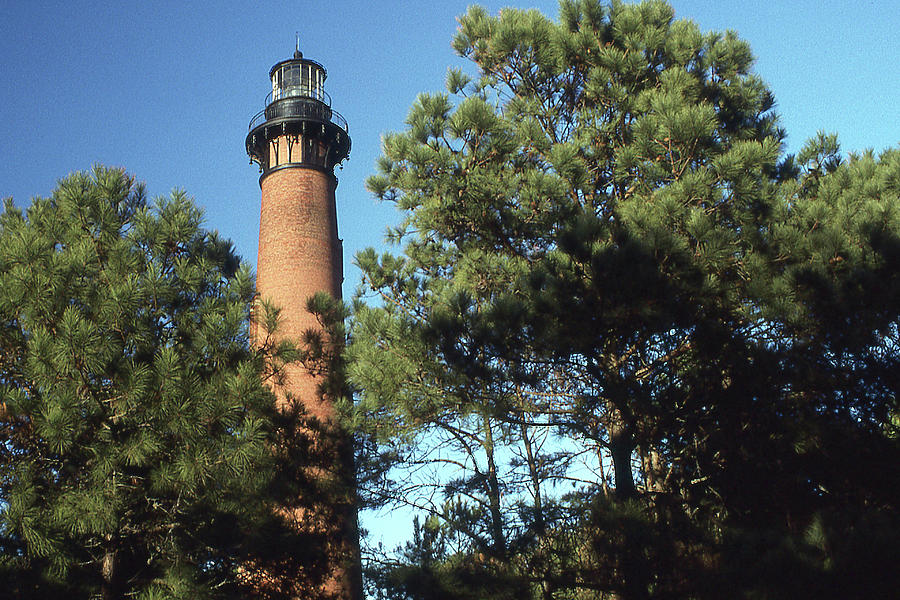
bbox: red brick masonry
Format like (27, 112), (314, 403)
(257, 165), (342, 416)
(256, 160), (360, 600)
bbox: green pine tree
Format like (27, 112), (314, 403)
(347, 2), (900, 598)
(0, 167), (331, 599)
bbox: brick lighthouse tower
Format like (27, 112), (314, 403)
(246, 44), (360, 600)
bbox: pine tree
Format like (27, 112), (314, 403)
(348, 1), (900, 598)
(0, 167), (324, 599)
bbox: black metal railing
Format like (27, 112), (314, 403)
(248, 96), (348, 133)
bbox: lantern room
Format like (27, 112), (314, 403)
(270, 55), (327, 103)
(246, 45), (350, 178)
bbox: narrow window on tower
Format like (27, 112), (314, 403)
(304, 138), (310, 165)
(287, 135), (297, 163)
(269, 138), (279, 168)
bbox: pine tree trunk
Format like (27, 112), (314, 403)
(521, 421), (554, 600)
(482, 415), (507, 557)
(520, 421), (544, 534)
(607, 403), (636, 500)
(645, 447), (664, 495)
(101, 542), (119, 600)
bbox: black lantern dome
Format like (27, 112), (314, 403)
(246, 44), (350, 176)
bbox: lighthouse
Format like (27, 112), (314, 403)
(246, 44), (360, 600)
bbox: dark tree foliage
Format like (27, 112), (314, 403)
(347, 2), (900, 599)
(0, 167), (334, 599)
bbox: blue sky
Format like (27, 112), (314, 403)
(2, 0), (898, 291)
(2, 0), (899, 551)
